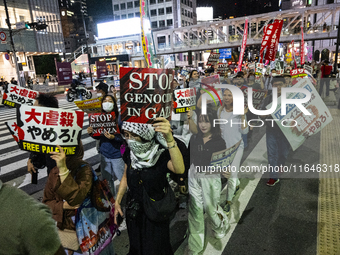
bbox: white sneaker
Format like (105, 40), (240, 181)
(214, 212), (230, 239)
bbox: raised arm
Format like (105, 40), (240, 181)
(153, 117), (185, 174)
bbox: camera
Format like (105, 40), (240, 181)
(126, 199), (141, 219)
(30, 152), (46, 169)
(30, 152), (46, 184)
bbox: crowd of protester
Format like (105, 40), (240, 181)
(1, 58), (339, 255)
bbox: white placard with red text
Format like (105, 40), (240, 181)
(16, 105), (85, 155)
(173, 88), (197, 113)
(206, 53), (220, 66)
(5, 119), (22, 146)
(2, 84), (39, 108)
(267, 78), (332, 151)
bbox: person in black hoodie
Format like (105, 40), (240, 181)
(188, 108), (230, 255)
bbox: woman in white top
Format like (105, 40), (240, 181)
(217, 89), (248, 214)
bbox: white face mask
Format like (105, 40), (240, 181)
(102, 102), (114, 112)
(97, 93), (102, 98)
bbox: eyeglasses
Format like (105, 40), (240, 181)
(123, 132), (139, 140)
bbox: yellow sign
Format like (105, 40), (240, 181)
(74, 97), (102, 113)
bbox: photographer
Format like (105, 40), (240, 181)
(27, 93), (59, 180)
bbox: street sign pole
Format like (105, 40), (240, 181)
(3, 0), (22, 87)
(81, 2), (93, 87)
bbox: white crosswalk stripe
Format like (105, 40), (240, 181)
(0, 98), (104, 194)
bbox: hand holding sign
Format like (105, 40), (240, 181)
(104, 130), (115, 140)
(153, 117), (173, 142)
(50, 145), (67, 174)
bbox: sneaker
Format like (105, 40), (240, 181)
(266, 178), (279, 187)
(223, 203), (231, 215)
(214, 216), (230, 239)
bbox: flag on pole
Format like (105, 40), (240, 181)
(300, 26), (305, 66)
(237, 19), (248, 72)
(140, 0), (157, 68)
(291, 40), (297, 69)
(259, 19), (283, 63)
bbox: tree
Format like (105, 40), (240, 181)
(33, 55), (62, 75)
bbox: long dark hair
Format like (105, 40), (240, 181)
(197, 107), (221, 139)
(101, 95), (119, 123)
(189, 70), (198, 80)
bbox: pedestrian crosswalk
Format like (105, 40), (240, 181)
(0, 99), (100, 195)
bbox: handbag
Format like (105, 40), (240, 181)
(75, 197), (116, 255)
(58, 228), (79, 251)
(90, 173), (115, 212)
(76, 164), (115, 212)
(141, 177), (177, 222)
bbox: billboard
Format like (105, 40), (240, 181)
(97, 18), (141, 39)
(219, 48), (232, 59)
(55, 61), (72, 86)
(96, 61), (108, 79)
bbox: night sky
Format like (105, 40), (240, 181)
(86, 0), (279, 23)
(197, 0), (279, 19)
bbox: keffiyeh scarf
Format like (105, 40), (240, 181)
(122, 122), (168, 170)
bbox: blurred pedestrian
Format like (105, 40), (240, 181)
(10, 77), (17, 85)
(0, 176), (66, 255)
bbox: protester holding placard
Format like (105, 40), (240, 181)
(259, 76), (291, 186)
(43, 142), (116, 255)
(27, 93), (59, 180)
(95, 82), (109, 98)
(87, 95), (124, 196)
(114, 118), (185, 255)
(218, 89), (248, 214)
(188, 108), (229, 254)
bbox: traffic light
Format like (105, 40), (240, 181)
(36, 23), (48, 30)
(24, 22), (48, 30)
(25, 22), (33, 29)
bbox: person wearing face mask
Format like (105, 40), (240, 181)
(87, 95), (124, 196)
(114, 118), (185, 255)
(247, 73), (264, 90)
(95, 82), (109, 98)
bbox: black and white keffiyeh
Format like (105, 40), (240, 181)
(122, 122), (168, 170)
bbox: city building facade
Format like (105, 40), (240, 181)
(281, 0), (340, 63)
(0, 0), (64, 82)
